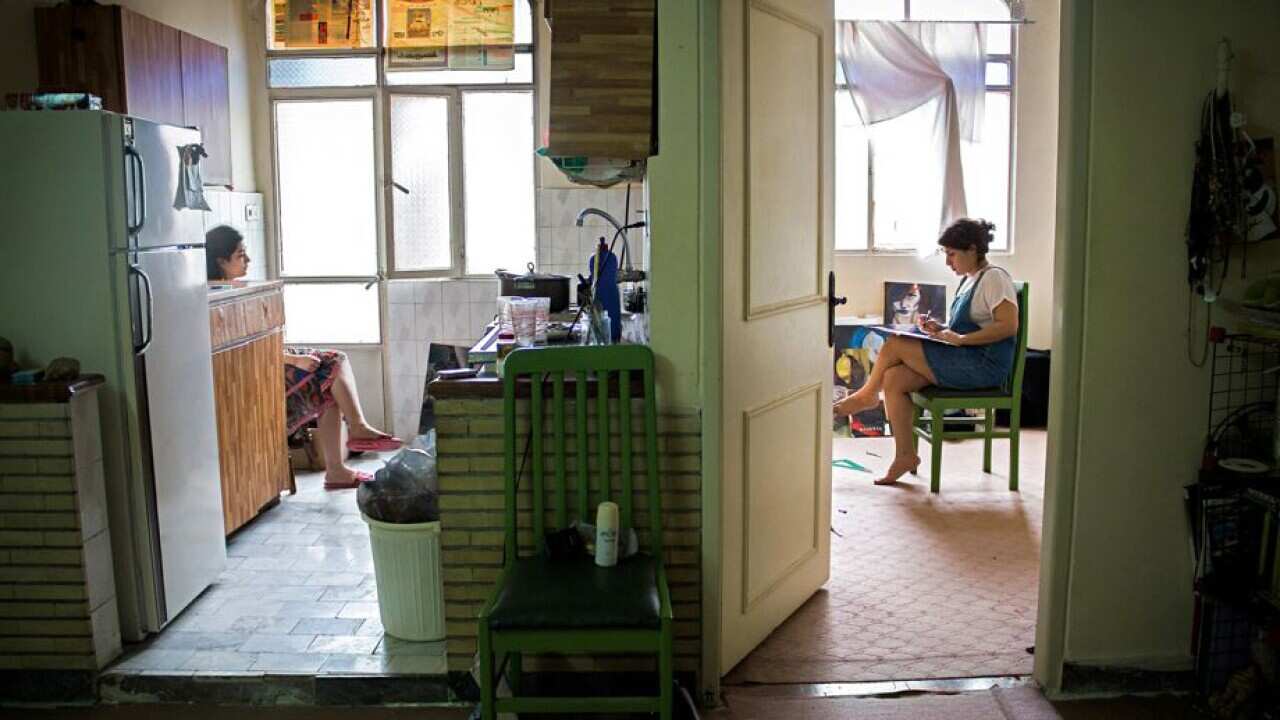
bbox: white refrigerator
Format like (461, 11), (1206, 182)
(0, 111), (226, 640)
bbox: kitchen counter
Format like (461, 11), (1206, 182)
(207, 279), (283, 305)
(207, 282), (291, 535)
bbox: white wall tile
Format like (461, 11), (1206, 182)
(417, 280), (443, 306)
(538, 188), (574, 227)
(442, 304), (475, 344)
(389, 374), (422, 416)
(386, 303), (416, 340)
(387, 341), (417, 378)
(394, 412), (420, 440)
(468, 279), (499, 303)
(443, 280), (470, 305)
(469, 303), (496, 334)
(387, 281), (416, 305)
(415, 302), (444, 342)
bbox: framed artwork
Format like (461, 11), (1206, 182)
(833, 324), (887, 437)
(883, 281), (947, 327)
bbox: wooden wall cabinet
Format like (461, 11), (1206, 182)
(209, 284), (291, 536)
(35, 4), (233, 186)
(546, 0), (657, 160)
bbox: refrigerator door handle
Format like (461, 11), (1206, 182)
(125, 145), (146, 237)
(130, 263), (155, 355)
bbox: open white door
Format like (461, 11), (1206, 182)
(720, 0), (835, 673)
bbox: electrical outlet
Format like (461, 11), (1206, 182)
(244, 202), (261, 223)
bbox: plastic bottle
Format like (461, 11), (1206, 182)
(594, 501), (619, 567)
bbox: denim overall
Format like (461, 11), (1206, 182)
(921, 268), (1016, 390)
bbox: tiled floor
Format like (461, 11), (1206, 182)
(107, 453), (448, 677)
(725, 431), (1046, 684)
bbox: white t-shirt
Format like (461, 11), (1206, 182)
(960, 266), (1018, 328)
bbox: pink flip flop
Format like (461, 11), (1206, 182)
(324, 470), (373, 490)
(347, 435), (403, 453)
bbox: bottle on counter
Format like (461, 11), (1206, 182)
(595, 501), (619, 567)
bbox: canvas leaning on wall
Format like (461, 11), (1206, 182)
(883, 281), (947, 326)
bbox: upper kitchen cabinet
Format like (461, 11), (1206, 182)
(35, 4), (233, 186)
(179, 32), (232, 186)
(545, 0), (657, 160)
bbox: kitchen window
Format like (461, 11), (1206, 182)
(834, 0), (1015, 254)
(267, 1), (536, 343)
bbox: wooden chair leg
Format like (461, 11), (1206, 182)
(479, 623), (496, 720)
(983, 409), (994, 474)
(1009, 407), (1021, 492)
(930, 410), (944, 493)
(660, 621), (674, 720)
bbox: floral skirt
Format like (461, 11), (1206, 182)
(284, 347), (344, 436)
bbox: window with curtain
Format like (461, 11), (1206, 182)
(835, 0), (1015, 253)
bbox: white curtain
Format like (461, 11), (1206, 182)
(836, 21), (986, 249)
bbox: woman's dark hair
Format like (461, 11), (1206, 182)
(205, 225), (243, 280)
(937, 218), (996, 261)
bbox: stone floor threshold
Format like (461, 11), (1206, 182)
(96, 669), (463, 707)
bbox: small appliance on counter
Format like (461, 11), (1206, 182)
(495, 263), (571, 313)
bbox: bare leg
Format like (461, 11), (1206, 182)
(326, 352), (390, 440)
(876, 366), (931, 485)
(834, 336), (938, 416)
(317, 405), (357, 486)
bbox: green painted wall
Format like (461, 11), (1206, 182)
(647, 0), (707, 410)
(1060, 0), (1280, 668)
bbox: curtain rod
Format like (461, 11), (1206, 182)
(845, 19), (1035, 25)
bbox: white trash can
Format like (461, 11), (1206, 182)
(363, 515), (445, 641)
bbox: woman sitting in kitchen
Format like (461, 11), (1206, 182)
(205, 225), (401, 490)
(832, 218), (1019, 486)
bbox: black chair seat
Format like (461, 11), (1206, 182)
(488, 555), (661, 631)
(915, 385), (1011, 400)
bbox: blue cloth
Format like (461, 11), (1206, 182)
(921, 269), (1016, 390)
(587, 241), (622, 343)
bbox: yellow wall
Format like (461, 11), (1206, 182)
(0, 0), (260, 193)
(833, 0), (1060, 350)
(1059, 0), (1280, 669)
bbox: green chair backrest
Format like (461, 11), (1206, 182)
(501, 345), (662, 566)
(1005, 282), (1030, 396)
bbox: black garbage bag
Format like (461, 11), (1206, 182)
(357, 430), (439, 523)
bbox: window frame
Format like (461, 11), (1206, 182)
(266, 1), (539, 284)
(834, 13), (1018, 256)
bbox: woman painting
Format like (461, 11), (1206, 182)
(206, 225), (401, 490)
(833, 219), (1019, 486)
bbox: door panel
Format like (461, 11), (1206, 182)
(721, 0), (834, 673)
(180, 31), (232, 186)
(746, 6), (824, 318)
(120, 8), (185, 127)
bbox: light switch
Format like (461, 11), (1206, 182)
(244, 202), (261, 223)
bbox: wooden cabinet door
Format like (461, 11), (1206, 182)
(180, 32), (232, 187)
(34, 5), (126, 112)
(212, 331), (289, 535)
(120, 8), (185, 126)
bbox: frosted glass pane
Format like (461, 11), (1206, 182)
(462, 92), (535, 275)
(986, 24), (1011, 54)
(960, 92), (1011, 250)
(870, 98), (943, 250)
(986, 61), (1010, 85)
(275, 100), (378, 276)
(283, 283), (381, 345)
(835, 0), (905, 20)
(269, 57), (377, 88)
(386, 53), (533, 86)
(835, 90), (869, 251)
(910, 0), (1010, 20)
(390, 96), (452, 271)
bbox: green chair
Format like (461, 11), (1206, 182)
(478, 345), (673, 720)
(910, 282), (1030, 493)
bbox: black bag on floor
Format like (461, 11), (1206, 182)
(997, 349), (1050, 428)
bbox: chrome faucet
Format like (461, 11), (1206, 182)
(574, 207), (646, 282)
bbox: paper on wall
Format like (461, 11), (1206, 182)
(387, 0), (514, 70)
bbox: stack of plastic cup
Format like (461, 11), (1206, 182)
(532, 297), (551, 344)
(511, 298), (537, 348)
(496, 296), (521, 335)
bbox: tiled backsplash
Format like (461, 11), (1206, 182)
(384, 186), (648, 439)
(202, 190), (266, 281)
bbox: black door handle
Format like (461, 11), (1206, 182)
(828, 271), (846, 348)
